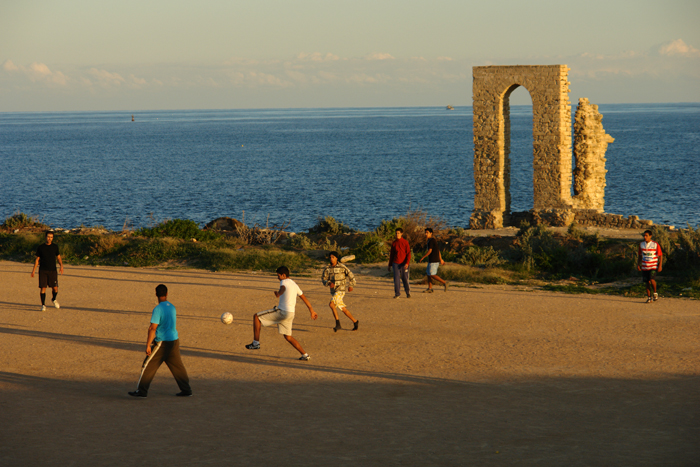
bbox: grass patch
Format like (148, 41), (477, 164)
(409, 263), (521, 285)
(541, 284), (601, 295)
(193, 247), (315, 272)
(135, 219), (222, 242)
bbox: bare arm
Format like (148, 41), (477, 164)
(274, 285), (286, 298)
(420, 248), (433, 262)
(439, 249), (445, 266)
(299, 294), (317, 320)
(57, 254), (64, 274)
(145, 323), (158, 355)
(31, 256), (40, 277)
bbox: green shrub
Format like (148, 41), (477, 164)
(0, 232), (43, 260)
(354, 233), (388, 263)
(375, 209), (447, 246)
(2, 212), (48, 230)
(308, 216), (355, 235)
(650, 225), (674, 258)
(512, 224), (635, 280)
(194, 247), (314, 272)
(117, 238), (184, 267)
(457, 246), (504, 267)
(289, 233), (314, 250)
(135, 219), (221, 242)
(668, 225), (700, 278)
(375, 218), (405, 241)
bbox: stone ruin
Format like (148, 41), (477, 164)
(469, 65), (652, 229)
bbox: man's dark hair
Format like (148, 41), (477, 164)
(276, 266), (290, 277)
(155, 284), (168, 297)
(643, 230), (653, 236)
(395, 228), (403, 233)
(45, 231), (54, 237)
(329, 251), (340, 260)
(425, 227), (433, 234)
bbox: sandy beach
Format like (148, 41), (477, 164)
(0, 259), (698, 466)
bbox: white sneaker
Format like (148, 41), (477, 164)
(653, 293), (658, 301)
(53, 300), (60, 309)
(41, 305), (46, 312)
(299, 353), (310, 361)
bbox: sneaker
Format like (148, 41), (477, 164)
(444, 282), (449, 292)
(393, 295), (400, 299)
(41, 305), (46, 312)
(653, 293), (658, 301)
(175, 392), (193, 397)
(423, 289), (434, 293)
(53, 300), (60, 309)
(407, 293), (411, 298)
(128, 390), (147, 398)
(352, 320), (359, 331)
(333, 324), (342, 332)
(646, 297), (652, 304)
(245, 342), (260, 350)
(298, 354), (310, 361)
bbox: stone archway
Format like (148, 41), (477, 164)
(471, 65), (573, 228)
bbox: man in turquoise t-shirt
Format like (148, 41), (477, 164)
(129, 284), (192, 398)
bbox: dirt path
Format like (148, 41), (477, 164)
(0, 260), (698, 466)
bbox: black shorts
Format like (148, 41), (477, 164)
(38, 270), (58, 288)
(641, 270), (656, 283)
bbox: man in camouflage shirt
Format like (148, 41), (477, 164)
(322, 251), (358, 332)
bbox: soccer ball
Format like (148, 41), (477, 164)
(220, 312), (233, 325)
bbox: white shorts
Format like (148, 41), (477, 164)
(257, 306), (294, 336)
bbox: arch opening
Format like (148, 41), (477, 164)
(502, 84), (534, 214)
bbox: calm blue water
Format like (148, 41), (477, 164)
(1, 105), (698, 232)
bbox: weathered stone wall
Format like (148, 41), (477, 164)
(508, 209), (653, 228)
(573, 210), (653, 229)
(471, 65), (572, 229)
(572, 98), (614, 212)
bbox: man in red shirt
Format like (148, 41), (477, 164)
(388, 228), (411, 298)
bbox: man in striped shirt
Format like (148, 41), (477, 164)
(637, 230), (663, 303)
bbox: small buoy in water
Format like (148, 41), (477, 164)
(131, 115), (134, 122)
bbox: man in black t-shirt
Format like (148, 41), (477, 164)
(30, 231), (64, 311)
(419, 228), (448, 293)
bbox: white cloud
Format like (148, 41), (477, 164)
(88, 68), (125, 87)
(436, 56), (453, 61)
(296, 52), (340, 61)
(128, 74), (148, 88)
(657, 39), (700, 57)
(3, 61), (69, 86)
(3, 60), (19, 72)
(365, 52), (394, 61)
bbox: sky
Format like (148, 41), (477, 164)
(1, 0), (699, 111)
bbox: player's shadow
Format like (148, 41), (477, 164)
(63, 272), (275, 293)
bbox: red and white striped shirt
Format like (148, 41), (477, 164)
(639, 241), (662, 271)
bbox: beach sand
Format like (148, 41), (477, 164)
(0, 260), (698, 466)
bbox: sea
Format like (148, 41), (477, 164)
(1, 104), (699, 232)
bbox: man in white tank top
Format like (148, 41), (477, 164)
(637, 230), (663, 303)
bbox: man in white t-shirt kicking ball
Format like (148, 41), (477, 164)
(245, 266), (318, 360)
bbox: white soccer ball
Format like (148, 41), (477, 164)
(220, 312), (233, 325)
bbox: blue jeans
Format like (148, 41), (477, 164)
(392, 262), (410, 297)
